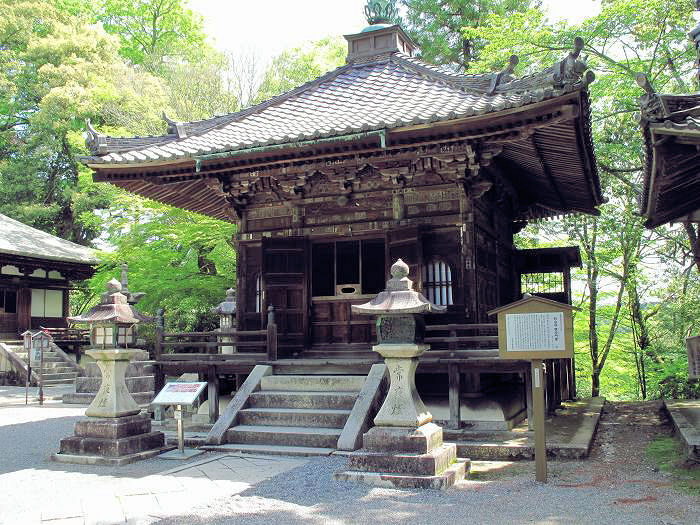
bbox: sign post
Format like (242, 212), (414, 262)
(489, 295), (576, 484)
(151, 381), (208, 460)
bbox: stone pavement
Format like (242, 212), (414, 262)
(0, 384), (75, 405)
(0, 389), (308, 525)
(0, 445), (306, 525)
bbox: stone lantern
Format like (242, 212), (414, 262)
(335, 259), (468, 489)
(211, 288), (236, 354)
(53, 278), (168, 465)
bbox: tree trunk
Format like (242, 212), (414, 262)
(591, 369), (600, 398)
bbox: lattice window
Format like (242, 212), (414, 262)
(521, 272), (565, 294)
(255, 273), (262, 313)
(423, 259), (453, 306)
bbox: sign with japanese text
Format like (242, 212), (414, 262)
(152, 382), (207, 406)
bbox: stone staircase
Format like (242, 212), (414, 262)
(207, 369), (381, 456)
(1, 341), (80, 386)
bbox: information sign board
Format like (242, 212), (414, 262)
(152, 382), (207, 406)
(489, 295), (575, 360)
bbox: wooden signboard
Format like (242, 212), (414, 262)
(489, 295), (575, 361)
(488, 295), (577, 483)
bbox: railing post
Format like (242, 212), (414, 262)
(154, 308), (164, 360)
(208, 365), (219, 423)
(266, 305), (277, 362)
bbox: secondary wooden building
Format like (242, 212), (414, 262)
(80, 15), (602, 426)
(0, 213), (98, 338)
(638, 9), (700, 269)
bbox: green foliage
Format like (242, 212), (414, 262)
(646, 437), (700, 495)
(94, 0), (208, 71)
(472, 0), (698, 399)
(254, 36), (347, 103)
(401, 0), (533, 70)
(88, 197), (236, 332)
(0, 0), (167, 242)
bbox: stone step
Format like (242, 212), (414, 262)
(75, 375), (154, 394)
(202, 443), (335, 457)
(42, 378), (77, 386)
(40, 372), (78, 381)
(225, 424), (342, 449)
(260, 374), (365, 392)
(62, 391), (155, 405)
(238, 407), (351, 428)
(38, 366), (76, 374)
(248, 390), (358, 410)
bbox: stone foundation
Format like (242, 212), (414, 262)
(335, 422), (468, 490)
(53, 413), (171, 466)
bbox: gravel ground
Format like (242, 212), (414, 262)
(0, 401), (203, 478)
(157, 402), (700, 525)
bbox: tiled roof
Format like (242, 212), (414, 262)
(84, 52), (591, 165)
(0, 213), (99, 265)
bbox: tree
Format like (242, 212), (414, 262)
(0, 1), (167, 242)
(254, 36), (346, 103)
(87, 197), (236, 331)
(95, 0), (207, 71)
(400, 0), (534, 71)
(467, 0), (696, 397)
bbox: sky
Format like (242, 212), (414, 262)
(190, 0), (602, 60)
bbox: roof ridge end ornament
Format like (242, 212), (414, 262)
(487, 55), (519, 95)
(85, 119), (108, 155)
(552, 36), (595, 89)
(636, 72), (667, 122)
(364, 0), (397, 26)
(162, 112), (188, 139)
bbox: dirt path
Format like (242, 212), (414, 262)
(545, 401), (698, 522)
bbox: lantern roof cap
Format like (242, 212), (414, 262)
(212, 288), (236, 315)
(352, 259), (446, 315)
(69, 279), (153, 325)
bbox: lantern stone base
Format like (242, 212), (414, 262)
(52, 413), (172, 466)
(334, 423), (469, 490)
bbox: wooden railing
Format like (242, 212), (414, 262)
(154, 305), (278, 362)
(41, 327), (90, 343)
(423, 323), (499, 359)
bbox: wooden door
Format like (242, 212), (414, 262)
(263, 238), (307, 357)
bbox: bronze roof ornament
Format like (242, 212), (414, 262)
(364, 0), (397, 26)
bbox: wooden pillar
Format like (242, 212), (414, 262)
(525, 367), (534, 431)
(448, 363), (461, 429)
(266, 305), (277, 361)
(62, 289), (70, 327)
(208, 365), (219, 424)
(17, 287), (31, 334)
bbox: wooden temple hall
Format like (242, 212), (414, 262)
(81, 6), (602, 431)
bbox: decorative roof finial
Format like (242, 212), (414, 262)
(364, 0), (397, 26)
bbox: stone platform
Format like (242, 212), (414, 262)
(335, 423), (468, 490)
(663, 399), (700, 461)
(53, 413), (173, 466)
(444, 397), (604, 460)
